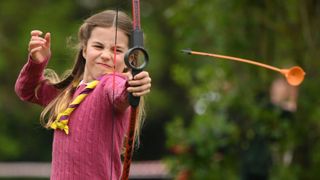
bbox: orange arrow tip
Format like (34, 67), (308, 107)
(280, 66), (306, 86)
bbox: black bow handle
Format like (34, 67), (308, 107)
(124, 46), (149, 107)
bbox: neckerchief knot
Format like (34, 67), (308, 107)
(50, 79), (99, 134)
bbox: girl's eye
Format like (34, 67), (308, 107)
(113, 47), (123, 53)
(93, 45), (103, 49)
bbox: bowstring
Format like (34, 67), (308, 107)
(110, 7), (119, 180)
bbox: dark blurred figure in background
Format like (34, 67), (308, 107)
(240, 77), (298, 180)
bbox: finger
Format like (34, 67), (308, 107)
(133, 71), (149, 80)
(29, 46), (44, 54)
(30, 36), (47, 45)
(127, 83), (151, 93)
(28, 40), (46, 51)
(29, 39), (46, 46)
(128, 76), (151, 86)
(132, 89), (151, 97)
(30, 30), (43, 37)
(44, 32), (51, 49)
(31, 36), (46, 41)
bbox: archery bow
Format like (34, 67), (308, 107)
(121, 0), (149, 179)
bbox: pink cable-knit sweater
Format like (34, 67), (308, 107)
(15, 57), (131, 180)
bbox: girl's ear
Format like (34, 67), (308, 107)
(82, 46), (87, 59)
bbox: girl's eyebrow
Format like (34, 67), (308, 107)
(91, 40), (127, 49)
(113, 43), (128, 50)
(115, 45), (126, 49)
(92, 41), (104, 45)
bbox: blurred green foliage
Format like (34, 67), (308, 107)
(1, 0), (320, 179)
(163, 0), (320, 179)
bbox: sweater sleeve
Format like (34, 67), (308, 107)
(15, 56), (59, 106)
(102, 74), (130, 112)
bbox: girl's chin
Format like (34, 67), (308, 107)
(96, 71), (114, 77)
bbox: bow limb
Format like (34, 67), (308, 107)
(121, 106), (139, 180)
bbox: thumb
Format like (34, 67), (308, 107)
(122, 71), (133, 80)
(44, 32), (51, 49)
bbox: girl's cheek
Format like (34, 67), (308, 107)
(117, 55), (125, 62)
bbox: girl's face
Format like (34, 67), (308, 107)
(82, 27), (129, 82)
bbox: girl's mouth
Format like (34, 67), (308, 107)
(97, 63), (113, 69)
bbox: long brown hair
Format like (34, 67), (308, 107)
(40, 10), (145, 144)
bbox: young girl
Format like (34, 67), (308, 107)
(15, 10), (151, 179)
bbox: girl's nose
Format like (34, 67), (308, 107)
(101, 50), (113, 61)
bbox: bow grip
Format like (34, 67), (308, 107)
(128, 69), (141, 108)
(124, 47), (149, 108)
